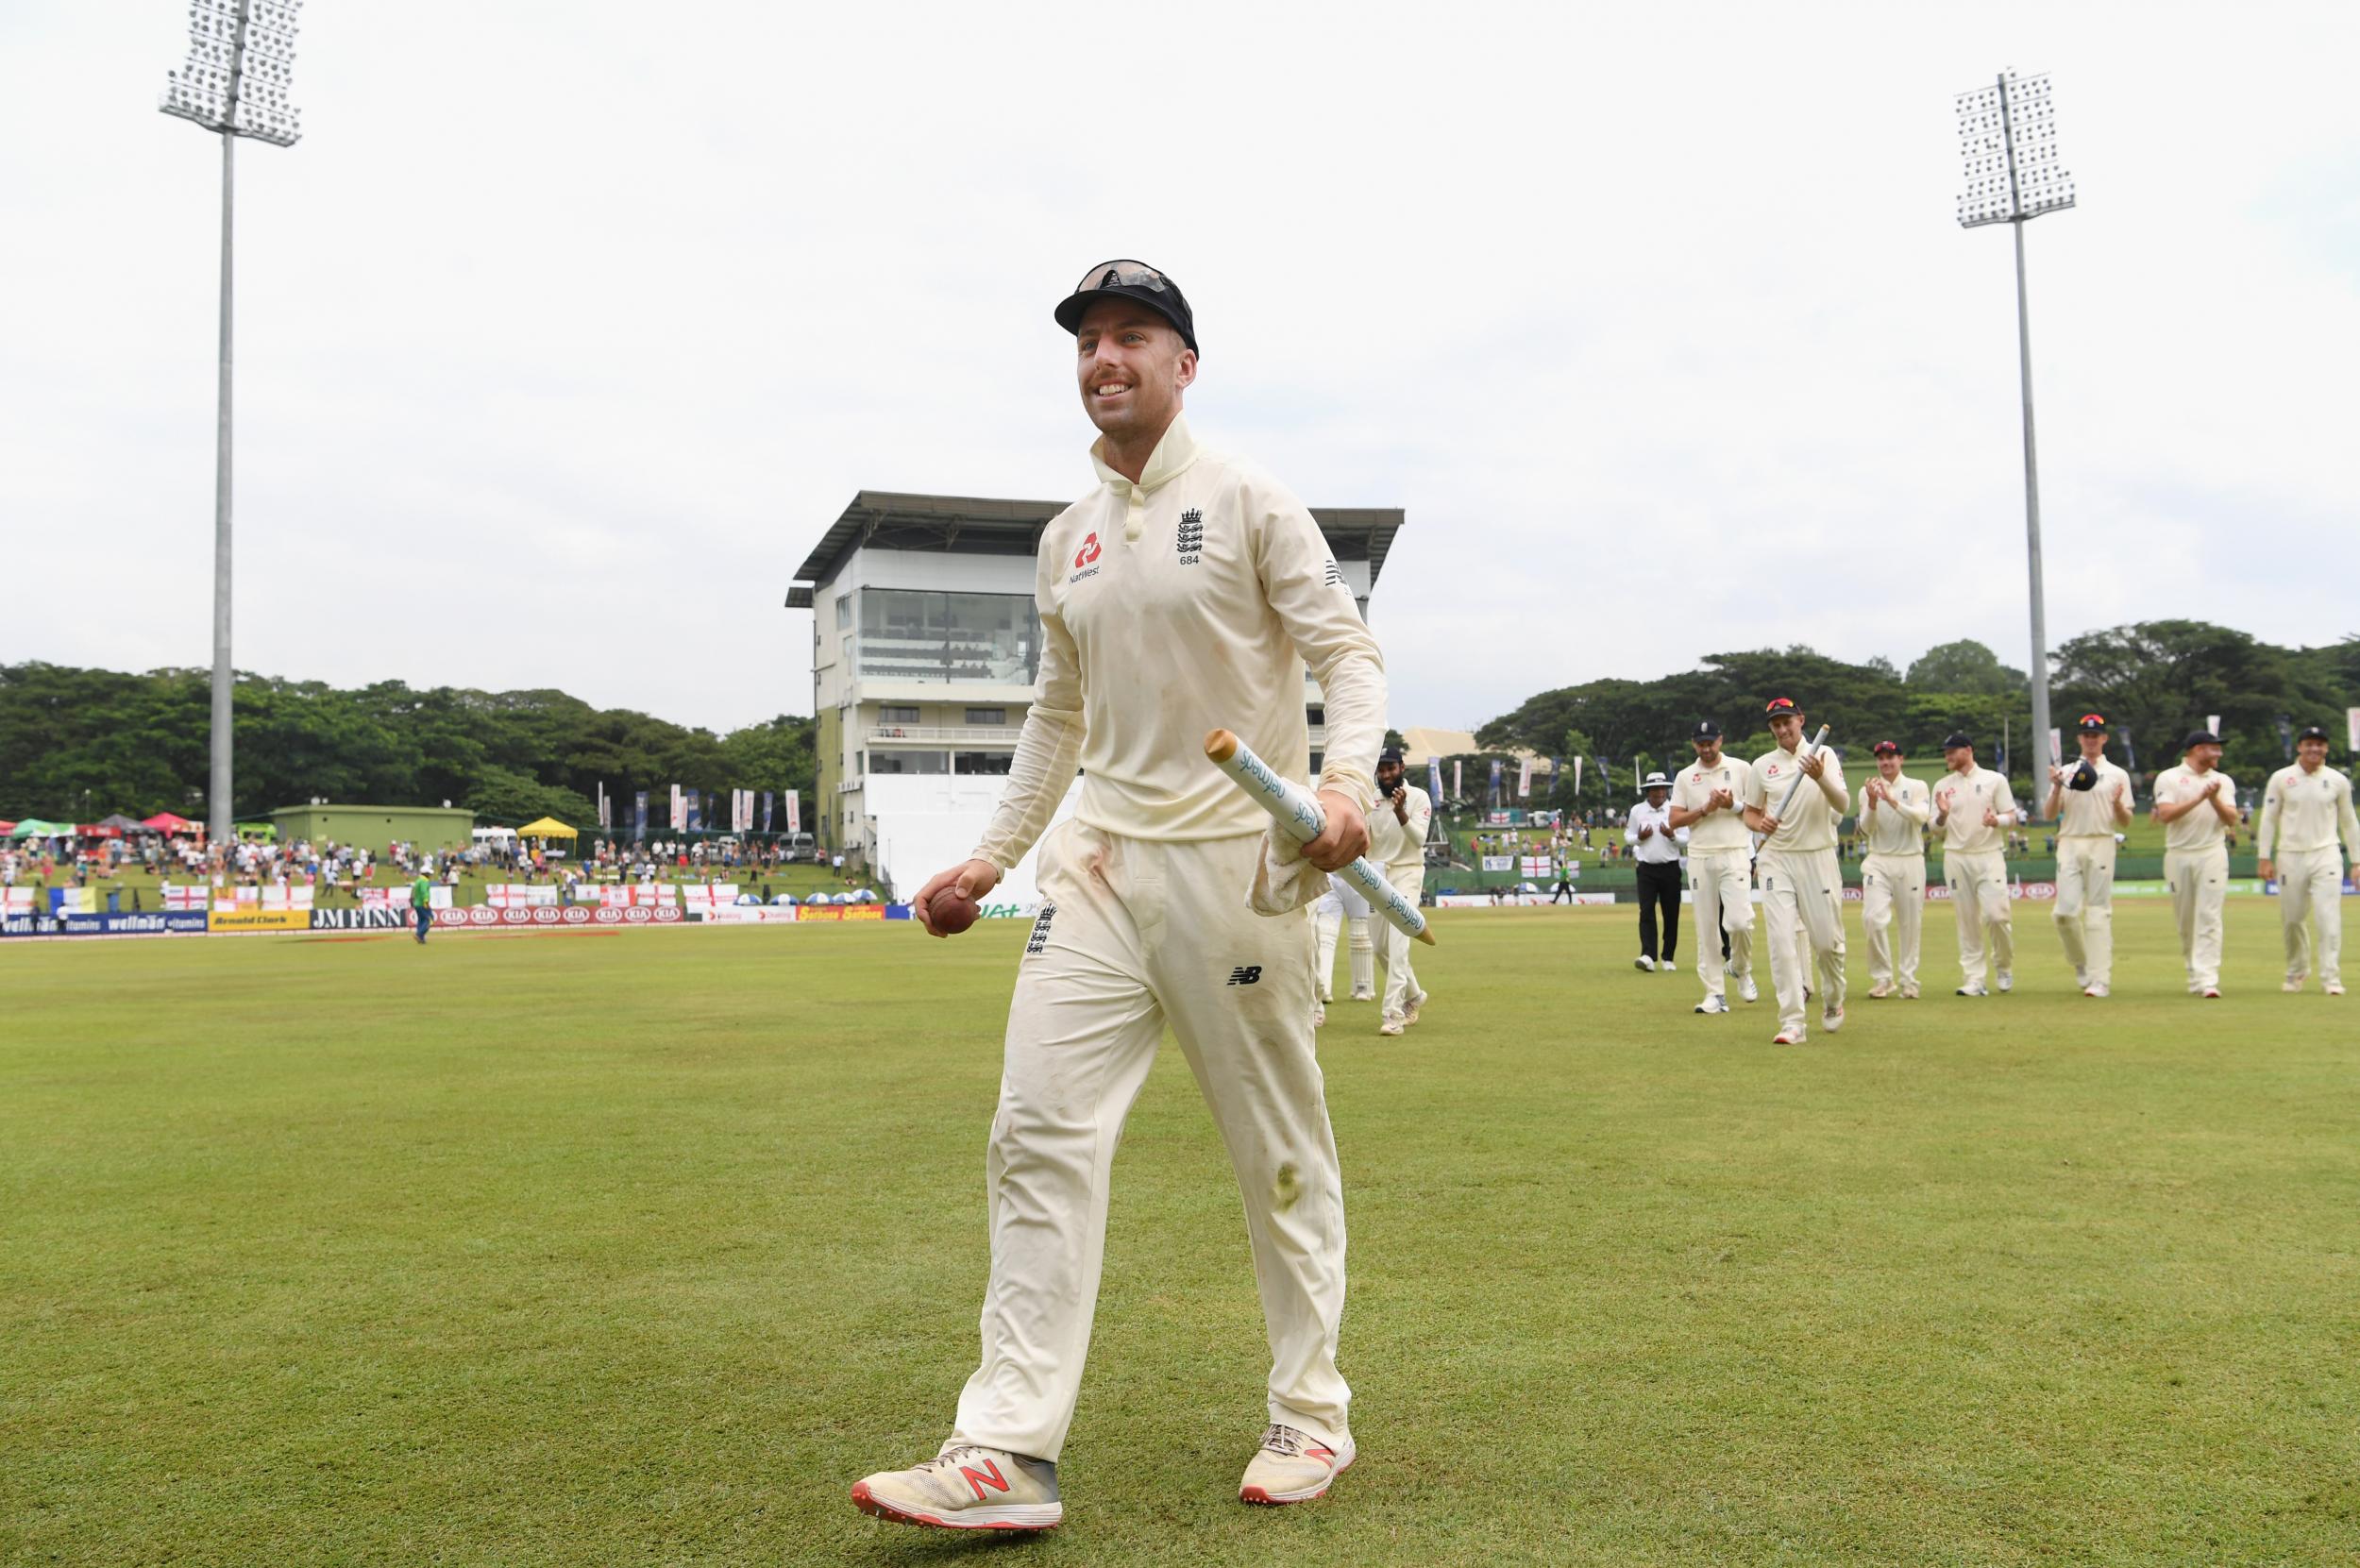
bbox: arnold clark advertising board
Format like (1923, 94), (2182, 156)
(207, 906), (312, 933)
(1, 910), (211, 938)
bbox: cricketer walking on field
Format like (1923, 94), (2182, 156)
(2152, 731), (2239, 998)
(1370, 747), (1431, 1037)
(1669, 718), (1757, 1017)
(1933, 733), (2019, 997)
(1741, 698), (1848, 1045)
(2046, 713), (2133, 999)
(1856, 740), (1929, 1000)
(2253, 723), (2357, 996)
(855, 261), (1384, 1532)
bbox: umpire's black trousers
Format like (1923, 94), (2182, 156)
(1635, 859), (1683, 963)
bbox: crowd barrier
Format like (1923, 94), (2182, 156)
(3, 898), (916, 939)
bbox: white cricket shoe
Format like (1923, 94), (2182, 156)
(2328, 983), (2347, 997)
(1633, 955), (1655, 972)
(1899, 984), (1920, 1000)
(2283, 976), (2306, 993)
(1822, 1003), (1846, 1034)
(2083, 984), (2109, 999)
(851, 1442), (1061, 1531)
(1239, 1424), (1354, 1506)
(1772, 1029), (1805, 1046)
(1378, 1016), (1406, 1037)
(2202, 986), (2222, 999)
(1956, 983), (1988, 998)
(1405, 991), (1426, 1026)
(1659, 959), (1678, 972)
(1996, 970), (2014, 993)
(1349, 988), (1376, 1002)
(1866, 983), (1894, 1000)
(1738, 974), (1759, 1003)
(1694, 994), (1730, 1015)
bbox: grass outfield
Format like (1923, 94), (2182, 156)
(4, 902), (2355, 1566)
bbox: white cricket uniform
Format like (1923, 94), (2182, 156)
(1856, 775), (1929, 993)
(958, 415), (1386, 1462)
(1743, 743), (1847, 1038)
(2153, 763), (2237, 992)
(1311, 873), (1376, 1003)
(2256, 762), (2359, 988)
(1672, 755), (1754, 1003)
(1369, 782), (1431, 1023)
(2051, 755), (2132, 990)
(1934, 765), (2018, 988)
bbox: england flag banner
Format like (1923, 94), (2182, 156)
(670, 784), (684, 832)
(785, 788), (801, 835)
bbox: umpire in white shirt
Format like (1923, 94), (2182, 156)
(1627, 771), (1687, 971)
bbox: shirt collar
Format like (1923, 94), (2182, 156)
(1090, 413), (1199, 494)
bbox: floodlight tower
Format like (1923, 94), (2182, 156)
(160, 0), (304, 845)
(1956, 70), (2072, 798)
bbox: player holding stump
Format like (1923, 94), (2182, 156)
(1856, 740), (1929, 1000)
(1740, 698), (1848, 1044)
(2255, 723), (2358, 996)
(2046, 713), (2133, 998)
(1370, 746), (1431, 1036)
(1933, 732), (2019, 997)
(854, 261), (1385, 1530)
(1670, 718), (1757, 1015)
(2153, 730), (2239, 998)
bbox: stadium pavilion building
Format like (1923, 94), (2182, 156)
(785, 490), (1402, 906)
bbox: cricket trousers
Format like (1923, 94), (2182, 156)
(1759, 848), (1846, 1038)
(952, 821), (1349, 1463)
(2053, 836), (2117, 989)
(2276, 845), (2346, 987)
(1634, 860), (1682, 964)
(1860, 851), (1925, 993)
(1377, 861), (1424, 1023)
(2166, 846), (2229, 990)
(1944, 850), (2014, 989)
(1688, 850), (1755, 1003)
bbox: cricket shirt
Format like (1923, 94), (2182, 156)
(1672, 757), (1751, 856)
(975, 416), (1387, 870)
(2256, 764), (2360, 857)
(1369, 783), (1432, 873)
(2055, 756), (2132, 838)
(1933, 767), (2018, 856)
(1744, 744), (1847, 855)
(2153, 764), (2238, 853)
(1856, 776), (1930, 857)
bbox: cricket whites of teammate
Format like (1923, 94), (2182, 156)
(1740, 699), (1848, 1044)
(1669, 718), (1756, 1016)
(852, 261), (1382, 1530)
(2046, 713), (2133, 998)
(2254, 722), (2359, 996)
(1933, 732), (2020, 997)
(1368, 745), (1431, 1036)
(1856, 740), (1930, 1000)
(2152, 729), (2239, 998)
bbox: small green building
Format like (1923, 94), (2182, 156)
(270, 804), (476, 855)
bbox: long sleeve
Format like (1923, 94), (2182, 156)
(1896, 784), (1930, 827)
(1256, 493), (1386, 816)
(2255, 773), (2283, 858)
(2342, 779), (2360, 859)
(972, 599), (1087, 873)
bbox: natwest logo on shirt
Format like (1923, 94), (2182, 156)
(1073, 532), (1102, 569)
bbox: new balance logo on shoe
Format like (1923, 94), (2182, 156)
(959, 1459), (1012, 1500)
(1227, 966), (1263, 986)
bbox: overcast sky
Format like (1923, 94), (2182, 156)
(5, 3), (2355, 735)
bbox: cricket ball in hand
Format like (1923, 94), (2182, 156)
(928, 885), (981, 935)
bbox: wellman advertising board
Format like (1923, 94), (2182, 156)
(2, 911), (212, 938)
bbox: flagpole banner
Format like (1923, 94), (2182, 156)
(1489, 759), (1503, 805)
(762, 791), (773, 834)
(1516, 757), (1533, 799)
(2119, 729), (2137, 775)
(1573, 755), (1583, 794)
(686, 790), (700, 833)
(2207, 714), (2221, 738)
(785, 788), (801, 836)
(2048, 728), (2062, 768)
(635, 791), (649, 843)
(1427, 757), (1442, 805)
(2348, 707), (2360, 752)
(1453, 760), (1462, 799)
(670, 784), (684, 832)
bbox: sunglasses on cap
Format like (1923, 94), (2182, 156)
(1074, 260), (1172, 295)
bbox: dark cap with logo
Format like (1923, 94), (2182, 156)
(2183, 729), (2220, 750)
(1763, 697), (1798, 717)
(1872, 739), (1902, 756)
(1693, 718), (1723, 740)
(1943, 732), (1975, 750)
(1054, 259), (1198, 354)
(2078, 713), (2108, 733)
(2298, 723), (2331, 743)
(1377, 746), (1405, 767)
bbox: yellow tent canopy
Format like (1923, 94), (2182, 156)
(515, 817), (578, 837)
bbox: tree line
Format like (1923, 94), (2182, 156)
(0, 663), (816, 831)
(1476, 621), (2359, 801)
